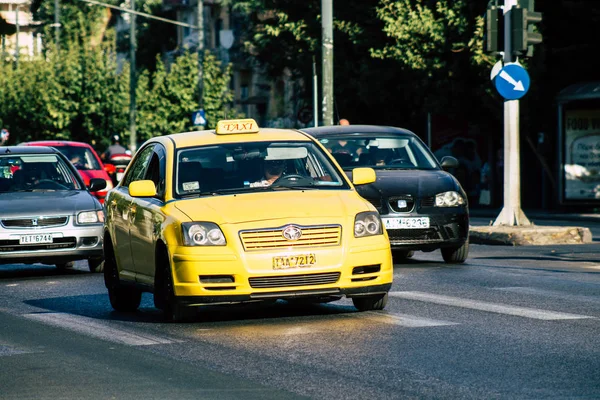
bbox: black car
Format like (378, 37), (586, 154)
(302, 125), (469, 263)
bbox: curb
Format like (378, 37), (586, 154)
(469, 225), (593, 246)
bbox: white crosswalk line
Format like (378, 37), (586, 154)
(0, 344), (36, 356)
(495, 287), (600, 303)
(24, 312), (180, 346)
(389, 291), (596, 320)
(355, 311), (459, 327)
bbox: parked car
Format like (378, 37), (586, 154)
(302, 125), (469, 263)
(20, 140), (113, 204)
(103, 118), (393, 321)
(0, 146), (106, 272)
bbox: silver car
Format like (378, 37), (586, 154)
(0, 146), (106, 272)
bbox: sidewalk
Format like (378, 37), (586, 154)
(468, 208), (595, 245)
(469, 208), (600, 223)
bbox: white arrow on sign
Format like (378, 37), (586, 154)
(499, 70), (525, 91)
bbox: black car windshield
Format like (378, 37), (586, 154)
(55, 145), (102, 170)
(175, 141), (350, 197)
(0, 154), (83, 193)
(319, 135), (439, 170)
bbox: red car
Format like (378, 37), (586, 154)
(20, 140), (113, 204)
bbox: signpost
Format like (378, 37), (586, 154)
(494, 63), (530, 100)
(192, 109), (206, 127)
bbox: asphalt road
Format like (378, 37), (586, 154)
(1, 218), (600, 399)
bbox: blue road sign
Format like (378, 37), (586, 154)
(494, 63), (530, 100)
(191, 109), (206, 126)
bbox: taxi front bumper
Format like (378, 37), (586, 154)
(169, 239), (393, 305)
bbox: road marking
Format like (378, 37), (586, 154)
(495, 287), (600, 303)
(24, 312), (180, 346)
(0, 344), (36, 356)
(355, 311), (459, 327)
(389, 291), (595, 320)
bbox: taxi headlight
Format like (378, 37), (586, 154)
(182, 222), (226, 246)
(435, 191), (465, 207)
(354, 211), (383, 237)
(77, 210), (104, 224)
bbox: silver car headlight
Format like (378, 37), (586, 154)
(435, 191), (465, 207)
(182, 222), (226, 246)
(77, 210), (105, 224)
(354, 211), (383, 237)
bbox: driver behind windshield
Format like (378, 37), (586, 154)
(250, 159), (286, 187)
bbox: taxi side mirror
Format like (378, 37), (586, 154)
(88, 178), (107, 192)
(129, 180), (157, 197)
(352, 167), (376, 185)
(440, 156), (459, 169)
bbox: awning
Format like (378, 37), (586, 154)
(556, 81), (600, 103)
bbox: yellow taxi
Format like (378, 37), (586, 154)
(103, 119), (393, 321)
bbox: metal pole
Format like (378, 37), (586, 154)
(197, 0), (204, 110)
(321, 0), (333, 126)
(313, 56), (318, 127)
(129, 0), (137, 153)
(54, 0), (60, 52)
(427, 112), (432, 148)
(1, 35), (5, 62)
(15, 5), (19, 66)
(493, 0), (531, 226)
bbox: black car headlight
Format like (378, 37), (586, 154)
(354, 211), (383, 237)
(435, 191), (465, 207)
(182, 222), (226, 246)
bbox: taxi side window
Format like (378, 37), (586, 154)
(122, 145), (154, 187)
(144, 152), (165, 198)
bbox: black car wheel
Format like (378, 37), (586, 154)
(88, 257), (104, 273)
(55, 261), (75, 269)
(104, 239), (141, 312)
(391, 250), (414, 262)
(441, 240), (469, 264)
(352, 292), (388, 311)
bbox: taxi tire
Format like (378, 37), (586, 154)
(104, 240), (141, 312)
(88, 258), (104, 273)
(156, 251), (195, 322)
(441, 239), (469, 264)
(56, 261), (75, 269)
(352, 292), (388, 311)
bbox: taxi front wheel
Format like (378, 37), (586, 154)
(155, 250), (195, 322)
(352, 292), (388, 312)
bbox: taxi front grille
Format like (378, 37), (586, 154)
(0, 237), (77, 252)
(249, 272), (341, 288)
(240, 225), (341, 251)
(1, 216), (68, 229)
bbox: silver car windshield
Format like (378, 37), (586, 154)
(0, 154), (83, 193)
(319, 135), (439, 170)
(175, 141), (349, 197)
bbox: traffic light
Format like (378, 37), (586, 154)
(485, 6), (504, 53)
(510, 0), (543, 57)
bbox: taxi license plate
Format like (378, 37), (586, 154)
(19, 234), (53, 244)
(273, 254), (316, 270)
(383, 217), (430, 229)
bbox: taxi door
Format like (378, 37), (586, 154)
(129, 146), (167, 285)
(113, 145), (155, 279)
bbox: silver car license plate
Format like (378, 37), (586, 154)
(19, 234), (53, 244)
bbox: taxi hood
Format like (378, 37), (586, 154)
(174, 190), (369, 224)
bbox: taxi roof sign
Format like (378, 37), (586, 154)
(215, 119), (259, 135)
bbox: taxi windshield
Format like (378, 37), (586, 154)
(175, 141), (349, 197)
(319, 135), (439, 170)
(0, 154), (83, 193)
